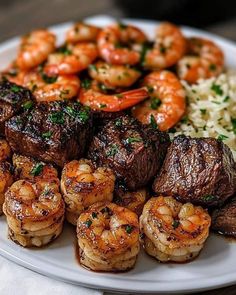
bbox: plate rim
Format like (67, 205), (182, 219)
(0, 14), (236, 293)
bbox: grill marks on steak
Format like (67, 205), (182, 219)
(153, 135), (236, 207)
(5, 101), (93, 167)
(88, 115), (170, 190)
(0, 80), (34, 135)
(212, 197), (236, 237)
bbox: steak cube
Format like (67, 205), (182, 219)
(5, 101), (93, 167)
(88, 115), (170, 190)
(153, 135), (236, 207)
(0, 80), (34, 135)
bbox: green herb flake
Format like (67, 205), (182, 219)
(125, 225), (133, 234)
(140, 42), (153, 65)
(41, 73), (57, 84)
(11, 85), (21, 93)
(172, 220), (180, 229)
(99, 103), (107, 109)
(106, 144), (119, 157)
(125, 137), (142, 144)
(202, 195), (216, 202)
(84, 219), (92, 228)
(88, 64), (97, 72)
(168, 127), (177, 133)
(116, 93), (123, 99)
(150, 114), (158, 129)
(147, 85), (154, 94)
(211, 83), (223, 96)
(42, 131), (52, 139)
(200, 109), (206, 115)
(78, 110), (89, 123)
(81, 79), (91, 90)
(150, 97), (161, 110)
(57, 45), (72, 55)
(217, 134), (228, 141)
(49, 111), (65, 124)
(92, 212), (98, 219)
(224, 96), (230, 102)
(22, 100), (33, 110)
(114, 118), (122, 127)
(209, 64), (216, 71)
(30, 163), (44, 176)
(180, 116), (188, 124)
(118, 22), (127, 30)
(231, 117), (236, 134)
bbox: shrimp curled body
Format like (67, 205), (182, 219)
(144, 22), (186, 70)
(16, 30), (56, 70)
(66, 22), (101, 43)
(132, 71), (186, 131)
(177, 37), (224, 84)
(61, 159), (115, 225)
(140, 196), (211, 262)
(97, 24), (147, 65)
(3, 179), (65, 247)
(77, 202), (140, 271)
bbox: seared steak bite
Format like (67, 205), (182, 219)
(5, 101), (92, 167)
(0, 80), (34, 135)
(212, 197), (236, 237)
(88, 114), (170, 190)
(153, 135), (236, 207)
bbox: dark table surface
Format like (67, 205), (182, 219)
(1, 0), (236, 294)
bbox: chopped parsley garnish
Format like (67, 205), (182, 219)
(81, 79), (91, 89)
(224, 96), (230, 102)
(41, 73), (57, 84)
(92, 212), (98, 219)
(209, 64), (216, 71)
(172, 220), (180, 229)
(217, 134), (228, 141)
(88, 64), (97, 72)
(147, 85), (154, 94)
(99, 103), (107, 109)
(168, 127), (177, 133)
(65, 106), (77, 117)
(200, 109), (206, 115)
(118, 22), (127, 30)
(106, 144), (119, 157)
(150, 114), (158, 129)
(125, 225), (133, 234)
(211, 83), (223, 96)
(22, 100), (33, 110)
(140, 42), (153, 65)
(30, 163), (44, 176)
(114, 118), (122, 127)
(49, 111), (65, 124)
(202, 195), (216, 202)
(231, 117), (236, 134)
(212, 100), (221, 105)
(150, 97), (161, 110)
(98, 83), (111, 92)
(57, 45), (72, 55)
(180, 116), (188, 124)
(42, 130), (52, 139)
(101, 206), (113, 215)
(84, 219), (92, 228)
(11, 85), (21, 93)
(65, 106), (90, 123)
(116, 93), (123, 99)
(125, 137), (142, 144)
(78, 110), (90, 123)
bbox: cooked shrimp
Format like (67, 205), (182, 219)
(0, 162), (13, 215)
(144, 22), (186, 70)
(79, 79), (149, 112)
(0, 138), (11, 161)
(3, 179), (65, 247)
(114, 188), (147, 216)
(77, 202), (140, 271)
(88, 61), (141, 88)
(61, 159), (115, 225)
(97, 23), (147, 65)
(177, 37), (224, 84)
(13, 154), (58, 182)
(16, 29), (56, 70)
(132, 71), (186, 131)
(140, 196), (211, 262)
(44, 43), (98, 76)
(15, 69), (80, 102)
(66, 22), (101, 43)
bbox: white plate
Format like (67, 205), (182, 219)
(0, 15), (236, 294)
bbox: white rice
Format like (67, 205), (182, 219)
(172, 71), (236, 160)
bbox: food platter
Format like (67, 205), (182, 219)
(1, 15), (236, 294)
